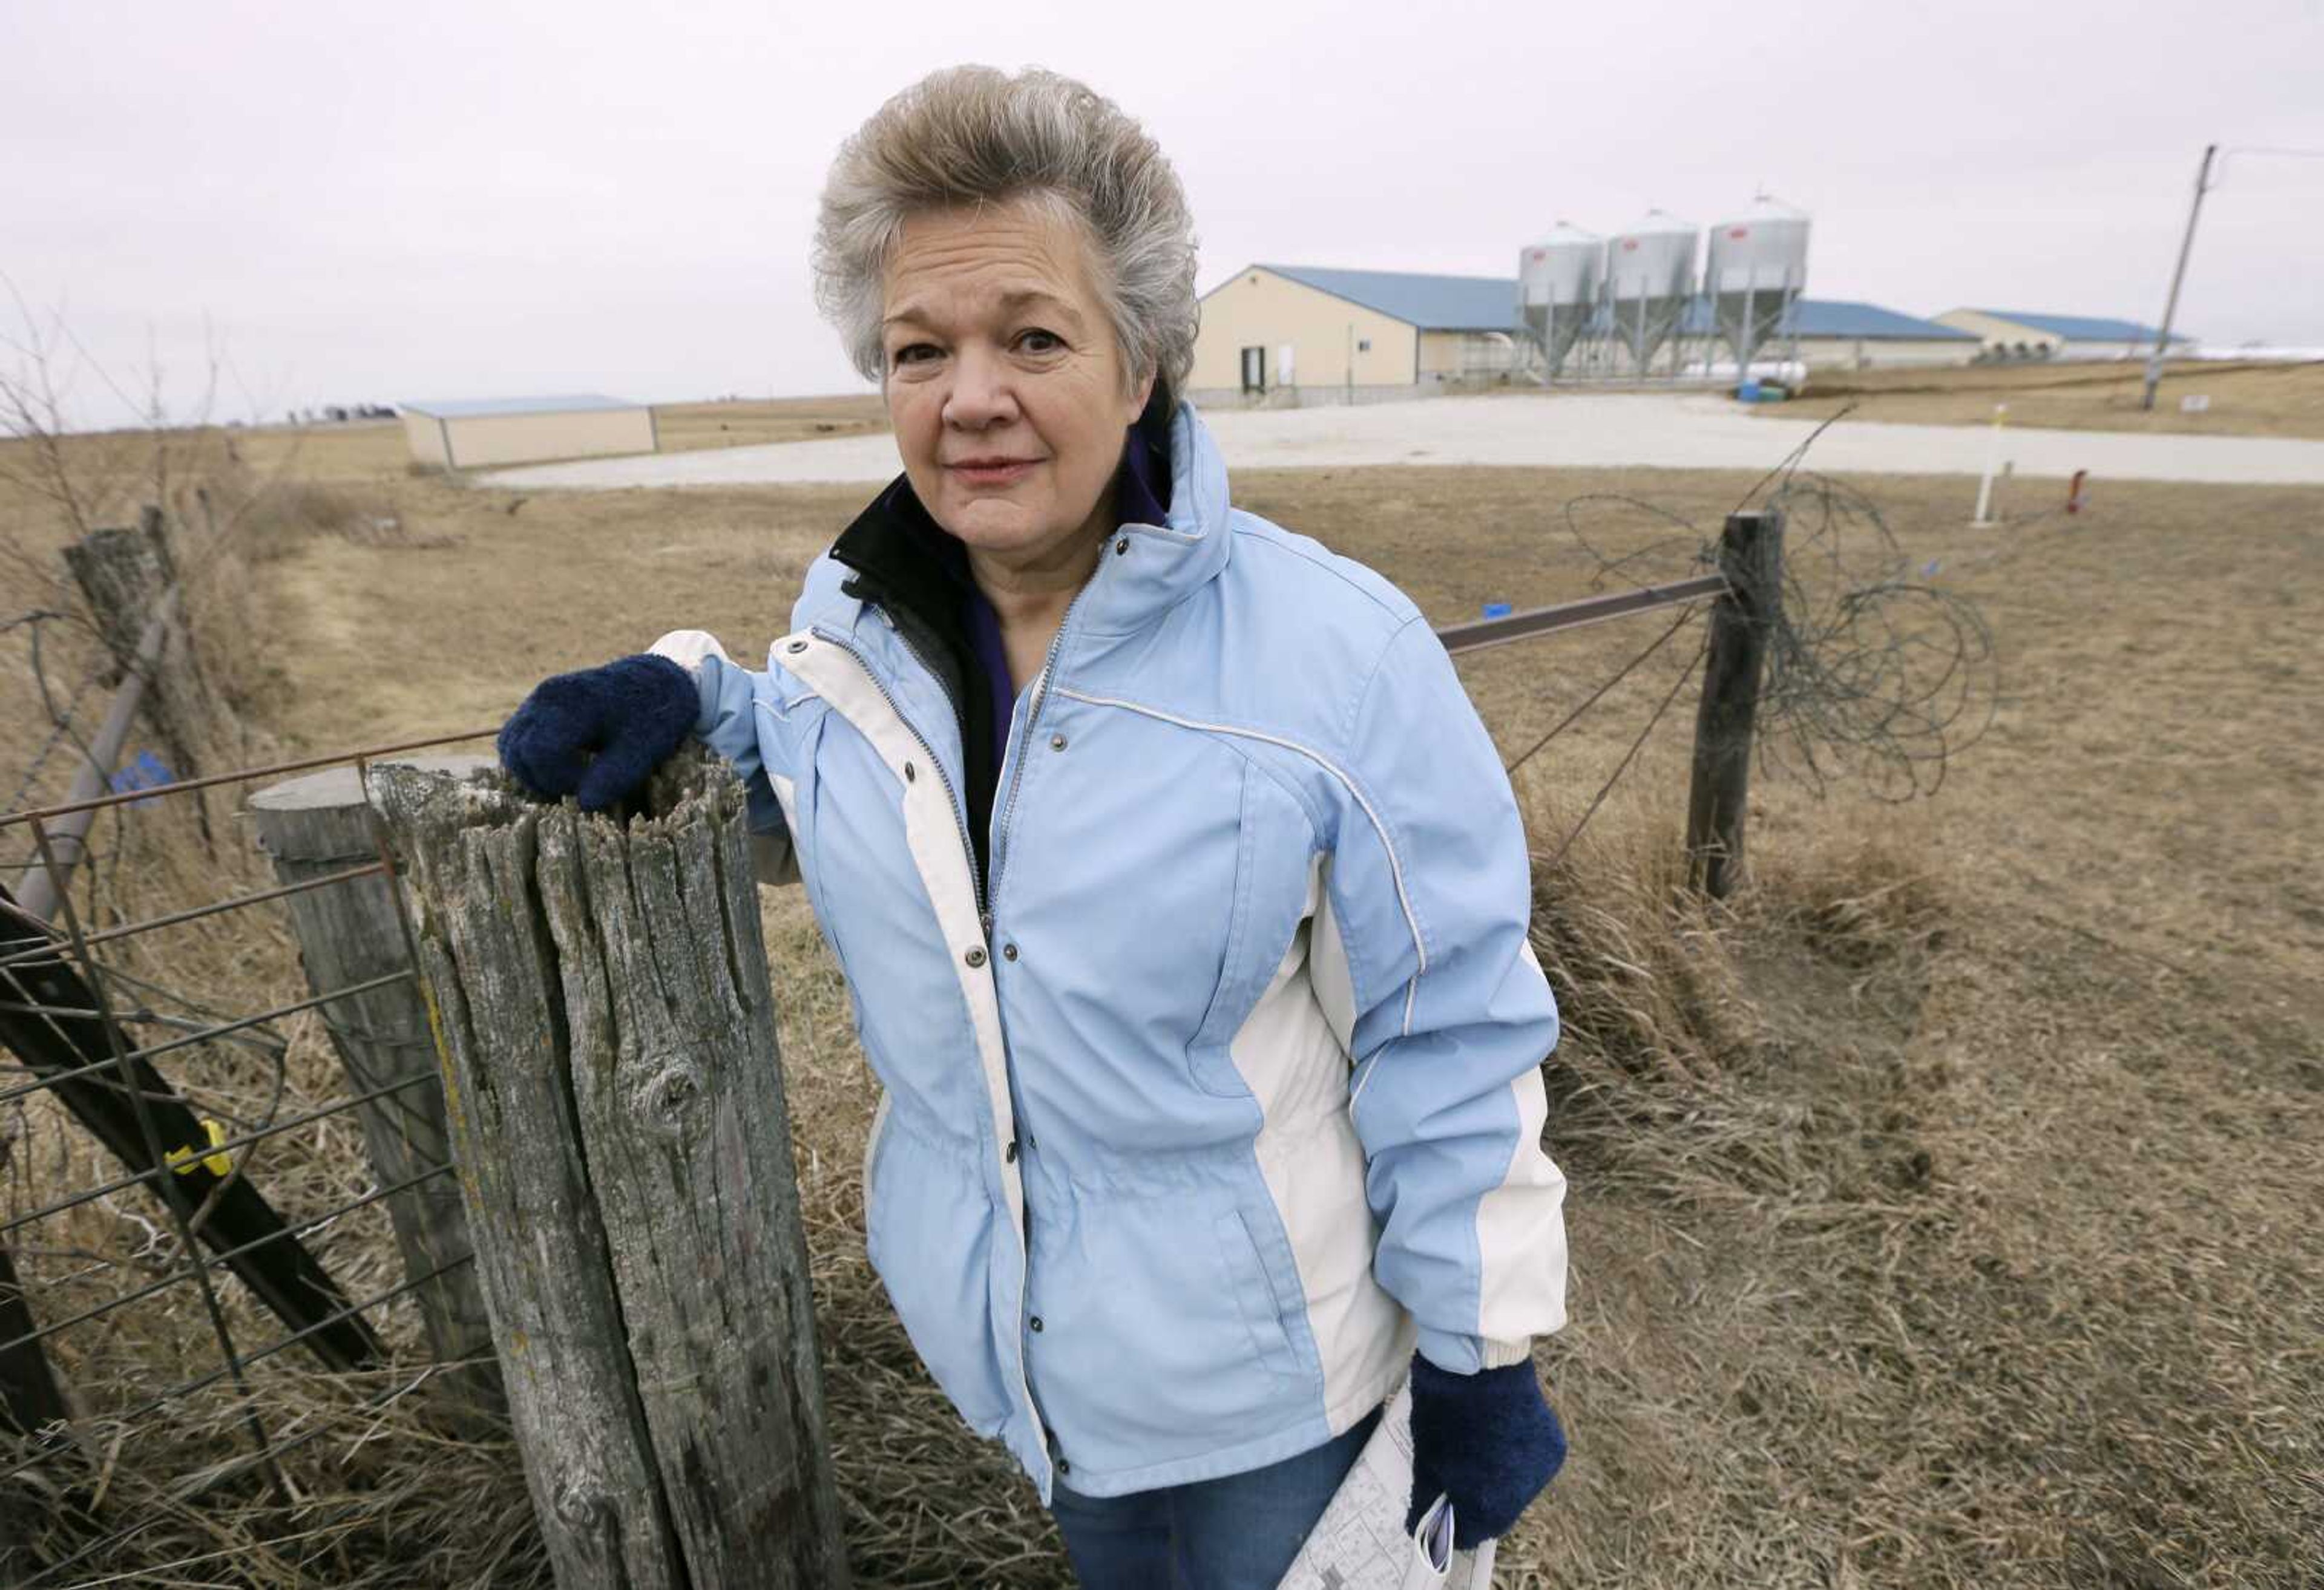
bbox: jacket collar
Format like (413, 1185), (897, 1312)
(1085, 398), (1233, 638)
(822, 397), (1233, 644)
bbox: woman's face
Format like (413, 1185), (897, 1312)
(881, 197), (1152, 564)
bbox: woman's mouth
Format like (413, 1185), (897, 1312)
(948, 457), (1039, 486)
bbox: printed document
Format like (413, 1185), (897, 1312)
(1277, 1379), (1495, 1590)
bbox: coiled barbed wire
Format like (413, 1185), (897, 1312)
(1754, 471), (1999, 800)
(1542, 459), (2000, 806)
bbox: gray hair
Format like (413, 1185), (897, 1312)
(813, 66), (1199, 399)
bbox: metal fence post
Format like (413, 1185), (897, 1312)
(1686, 508), (1785, 897)
(248, 759), (502, 1416)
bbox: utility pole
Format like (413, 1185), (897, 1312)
(2141, 143), (2216, 412)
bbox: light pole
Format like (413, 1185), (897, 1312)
(2141, 143), (2216, 413)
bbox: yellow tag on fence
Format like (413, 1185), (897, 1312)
(165, 1117), (234, 1177)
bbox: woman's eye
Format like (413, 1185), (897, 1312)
(1016, 329), (1065, 354)
(890, 343), (940, 368)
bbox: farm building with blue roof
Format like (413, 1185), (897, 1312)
(1189, 264), (1982, 405)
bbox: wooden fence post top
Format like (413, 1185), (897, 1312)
(248, 754), (496, 820)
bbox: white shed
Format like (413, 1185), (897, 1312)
(399, 394), (658, 469)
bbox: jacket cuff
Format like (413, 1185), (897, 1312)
(1480, 1336), (1537, 1370)
(646, 628), (730, 674)
(646, 630), (730, 738)
(1416, 1331), (1537, 1375)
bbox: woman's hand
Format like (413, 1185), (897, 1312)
(497, 653), (701, 812)
(1403, 1352), (1568, 1550)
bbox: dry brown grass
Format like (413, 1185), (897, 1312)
(652, 395), (890, 454)
(1775, 358), (2324, 440)
(1, 433), (562, 1585)
(4, 435), (2320, 1585)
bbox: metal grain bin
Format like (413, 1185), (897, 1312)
(1706, 195), (1811, 374)
(1606, 211), (1699, 374)
(1518, 223), (1606, 376)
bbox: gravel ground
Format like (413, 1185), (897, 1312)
(478, 392), (2324, 491)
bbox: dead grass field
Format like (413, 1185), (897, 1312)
(652, 394), (890, 453)
(4, 432), (2320, 1586)
(1777, 358), (2324, 440)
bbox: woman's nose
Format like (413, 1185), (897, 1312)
(943, 345), (1019, 430)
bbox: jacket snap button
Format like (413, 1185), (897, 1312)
(1057, 1456), (1070, 1475)
(903, 761), (916, 782)
(965, 946), (988, 968)
(1029, 1316), (1044, 1332)
(1049, 734), (1067, 751)
(1114, 537), (1129, 555)
(1002, 943), (1019, 961)
(786, 639), (808, 653)
(1005, 1139), (1019, 1163)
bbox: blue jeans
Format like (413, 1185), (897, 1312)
(1049, 1408), (1383, 1589)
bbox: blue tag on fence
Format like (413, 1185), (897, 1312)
(1482, 601), (1513, 619)
(108, 750), (176, 808)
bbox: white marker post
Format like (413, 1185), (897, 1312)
(1972, 404), (2009, 526)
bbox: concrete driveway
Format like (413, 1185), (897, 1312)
(479, 393), (2324, 490)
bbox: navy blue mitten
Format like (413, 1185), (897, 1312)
(497, 653), (700, 813)
(1403, 1351), (1567, 1550)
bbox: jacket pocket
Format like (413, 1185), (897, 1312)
(1186, 771), (1330, 1101)
(864, 1119), (1014, 1438)
(1215, 1209), (1305, 1387)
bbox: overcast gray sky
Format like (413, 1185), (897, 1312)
(5, 0), (2319, 427)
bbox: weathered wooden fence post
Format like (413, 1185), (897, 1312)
(64, 509), (217, 782)
(248, 759), (502, 1415)
(62, 511), (175, 687)
(372, 749), (848, 1589)
(1686, 508), (1785, 897)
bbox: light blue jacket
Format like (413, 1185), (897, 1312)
(651, 402), (1567, 1502)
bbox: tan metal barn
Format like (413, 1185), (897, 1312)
(399, 394), (658, 469)
(1190, 265), (1521, 407)
(1191, 266), (1979, 407)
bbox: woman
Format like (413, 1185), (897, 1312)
(498, 66), (1568, 1588)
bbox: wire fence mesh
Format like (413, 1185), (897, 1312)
(1, 724), (497, 1585)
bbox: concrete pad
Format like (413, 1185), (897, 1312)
(478, 393), (2324, 491)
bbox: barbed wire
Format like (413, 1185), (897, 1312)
(1755, 471), (2000, 800)
(1538, 457), (2002, 806)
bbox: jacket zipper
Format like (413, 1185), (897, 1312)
(984, 566), (1101, 915)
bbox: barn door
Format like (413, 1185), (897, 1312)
(1240, 345), (1267, 393)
